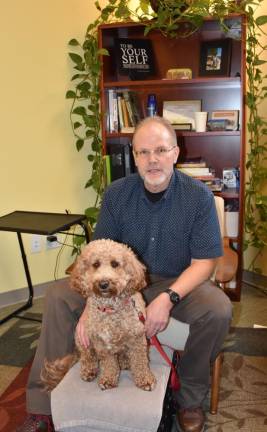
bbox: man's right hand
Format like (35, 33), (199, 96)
(76, 307), (90, 348)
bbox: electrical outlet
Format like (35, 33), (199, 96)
(46, 235), (61, 250)
(31, 234), (42, 253)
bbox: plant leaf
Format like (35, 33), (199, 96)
(66, 90), (76, 99)
(69, 38), (80, 46)
(76, 139), (84, 151)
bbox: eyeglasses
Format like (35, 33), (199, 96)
(134, 145), (176, 159)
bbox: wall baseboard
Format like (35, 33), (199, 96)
(243, 270), (267, 293)
(0, 278), (68, 309)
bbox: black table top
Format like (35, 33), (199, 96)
(0, 211), (87, 235)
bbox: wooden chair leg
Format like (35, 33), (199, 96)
(210, 352), (224, 415)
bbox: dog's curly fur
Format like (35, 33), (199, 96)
(41, 239), (156, 392)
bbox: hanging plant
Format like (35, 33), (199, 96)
(66, 0), (267, 268)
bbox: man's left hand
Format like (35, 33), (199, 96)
(145, 292), (172, 338)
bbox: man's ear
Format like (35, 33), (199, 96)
(173, 145), (179, 164)
(132, 148), (138, 167)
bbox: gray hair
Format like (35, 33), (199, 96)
(132, 116), (177, 148)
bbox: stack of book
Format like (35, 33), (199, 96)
(176, 158), (223, 192)
(106, 90), (143, 133)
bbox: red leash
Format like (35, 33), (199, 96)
(138, 313), (180, 391)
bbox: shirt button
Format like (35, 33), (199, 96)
(151, 237), (155, 241)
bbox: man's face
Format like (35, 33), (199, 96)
(133, 122), (179, 192)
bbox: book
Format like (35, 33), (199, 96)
(117, 93), (125, 130)
(128, 91), (143, 123)
(176, 159), (207, 168)
(207, 178), (223, 192)
(123, 91), (136, 126)
(103, 155), (111, 185)
(120, 126), (135, 133)
(120, 97), (131, 128)
(107, 89), (118, 133)
(178, 167), (211, 177)
(115, 38), (155, 80)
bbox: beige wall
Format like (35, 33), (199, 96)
(0, 1), (101, 293)
(0, 1), (266, 296)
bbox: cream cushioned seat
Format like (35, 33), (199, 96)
(51, 346), (175, 432)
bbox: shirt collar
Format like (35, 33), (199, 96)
(140, 171), (176, 202)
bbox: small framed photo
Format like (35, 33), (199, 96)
(199, 39), (232, 77)
(207, 119), (227, 131)
(163, 100), (201, 129)
(210, 110), (239, 131)
(223, 168), (238, 188)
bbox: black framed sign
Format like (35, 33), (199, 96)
(115, 38), (155, 80)
(199, 38), (232, 77)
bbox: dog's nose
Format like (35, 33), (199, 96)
(99, 280), (109, 290)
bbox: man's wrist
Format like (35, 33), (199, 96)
(164, 288), (181, 306)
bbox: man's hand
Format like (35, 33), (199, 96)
(145, 293), (172, 338)
(76, 307), (90, 348)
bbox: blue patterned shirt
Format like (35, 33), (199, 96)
(93, 170), (222, 277)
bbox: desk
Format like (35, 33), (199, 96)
(0, 211), (90, 325)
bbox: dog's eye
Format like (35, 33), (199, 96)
(111, 260), (119, 268)
(92, 260), (100, 269)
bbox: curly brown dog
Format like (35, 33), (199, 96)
(41, 239), (156, 392)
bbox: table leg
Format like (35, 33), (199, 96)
(0, 232), (37, 325)
(79, 219), (90, 243)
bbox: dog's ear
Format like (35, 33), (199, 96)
(124, 248), (147, 292)
(69, 255), (92, 298)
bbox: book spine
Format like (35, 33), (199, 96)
(107, 89), (118, 133)
(113, 91), (119, 133)
(103, 155), (112, 184)
(178, 167), (211, 176)
(117, 94), (124, 131)
(129, 91), (142, 123)
(123, 91), (136, 126)
(121, 97), (130, 128)
(107, 89), (115, 133)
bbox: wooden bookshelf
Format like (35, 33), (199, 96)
(98, 15), (246, 301)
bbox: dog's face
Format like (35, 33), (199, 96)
(70, 239), (147, 298)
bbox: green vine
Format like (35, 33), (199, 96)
(244, 5), (267, 272)
(66, 0), (267, 269)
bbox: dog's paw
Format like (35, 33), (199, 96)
(80, 367), (98, 382)
(135, 372), (156, 391)
(98, 377), (119, 390)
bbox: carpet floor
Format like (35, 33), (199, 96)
(0, 314), (267, 431)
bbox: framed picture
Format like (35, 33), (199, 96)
(115, 38), (155, 80)
(223, 168), (238, 188)
(199, 39), (232, 77)
(210, 110), (239, 131)
(163, 100), (201, 129)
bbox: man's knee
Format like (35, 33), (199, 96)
(44, 278), (85, 316)
(209, 285), (233, 324)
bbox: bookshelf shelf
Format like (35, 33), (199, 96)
(104, 77), (241, 90)
(99, 15), (246, 301)
(214, 188), (240, 199)
(106, 130), (241, 138)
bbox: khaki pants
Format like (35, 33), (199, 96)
(26, 277), (232, 414)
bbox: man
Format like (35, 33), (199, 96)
(18, 116), (232, 432)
